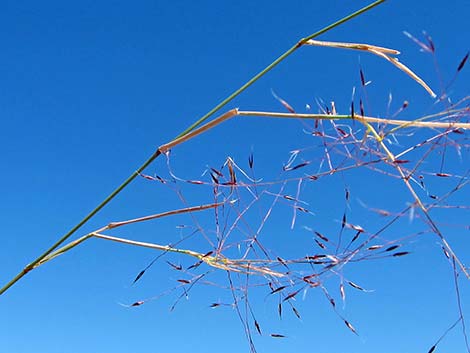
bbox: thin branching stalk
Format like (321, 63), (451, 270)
(106, 202), (225, 229)
(11, 84), (468, 274)
(28, 105), (469, 273)
(362, 121), (469, 278)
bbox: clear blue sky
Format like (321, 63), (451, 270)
(1, 1), (469, 352)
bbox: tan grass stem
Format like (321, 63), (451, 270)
(238, 111), (470, 130)
(92, 233), (284, 277)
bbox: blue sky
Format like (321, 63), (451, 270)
(1, 1), (469, 352)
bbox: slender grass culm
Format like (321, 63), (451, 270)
(0, 0), (387, 296)
(3, 1), (470, 352)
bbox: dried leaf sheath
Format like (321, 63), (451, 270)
(304, 39), (436, 97)
(305, 39), (400, 55)
(158, 109), (239, 153)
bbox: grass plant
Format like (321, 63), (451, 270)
(2, 1), (470, 352)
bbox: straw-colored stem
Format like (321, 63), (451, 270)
(92, 233), (284, 277)
(93, 233), (203, 258)
(0, 0), (386, 295)
(386, 107), (470, 135)
(237, 111), (470, 129)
